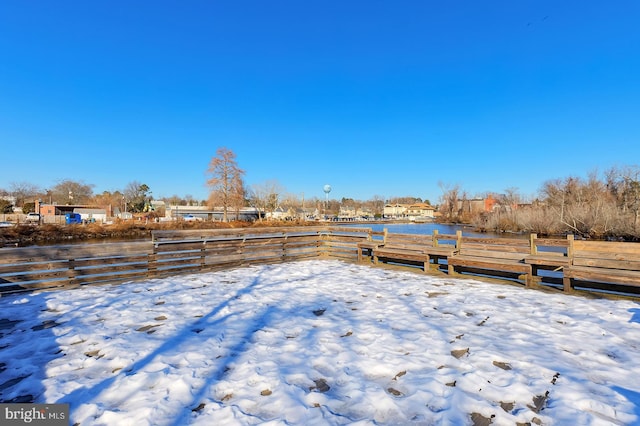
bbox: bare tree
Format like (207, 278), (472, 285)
(184, 194), (196, 206)
(388, 196), (422, 204)
(280, 193), (302, 210)
(605, 165), (640, 237)
(278, 193), (298, 219)
(124, 181), (152, 213)
(50, 179), (94, 205)
(540, 173), (618, 238)
(249, 180), (284, 221)
(92, 190), (125, 212)
(164, 195), (184, 206)
(438, 182), (460, 222)
(206, 147), (245, 222)
(503, 187), (521, 209)
(369, 195), (385, 217)
(515, 204), (561, 235)
(9, 181), (42, 207)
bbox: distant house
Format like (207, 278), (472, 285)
(114, 208), (133, 220)
(302, 207), (318, 220)
(267, 207), (288, 220)
(75, 208), (108, 223)
(34, 200), (112, 223)
(406, 203), (436, 219)
(167, 204), (210, 219)
(457, 194), (499, 214)
(383, 203), (409, 218)
(339, 205), (374, 219)
(150, 200), (166, 213)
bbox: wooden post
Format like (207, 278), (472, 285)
(67, 258), (76, 287)
(319, 231), (329, 258)
(200, 241), (207, 270)
(563, 234), (575, 293)
(566, 234), (574, 259)
(282, 234), (288, 261)
(149, 244), (158, 278)
(530, 233), (538, 255)
(432, 229), (439, 247)
(374, 228), (387, 265)
(447, 230), (463, 275)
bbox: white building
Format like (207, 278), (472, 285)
(383, 203), (408, 218)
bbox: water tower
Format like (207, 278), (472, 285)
(323, 184), (331, 218)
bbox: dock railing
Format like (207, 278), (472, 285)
(1, 226), (639, 298)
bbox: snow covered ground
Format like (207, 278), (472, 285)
(1, 259), (640, 425)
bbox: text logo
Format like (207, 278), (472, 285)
(0, 404), (69, 425)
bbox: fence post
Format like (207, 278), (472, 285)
(282, 233), (288, 261)
(566, 234), (575, 259)
(147, 245), (155, 279)
(67, 258), (76, 287)
(530, 233), (538, 255)
(200, 240), (207, 271)
(432, 229), (439, 247)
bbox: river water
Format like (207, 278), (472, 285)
(3, 222), (523, 249)
(342, 222), (526, 239)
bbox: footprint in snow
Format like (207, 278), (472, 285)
(310, 378), (330, 393)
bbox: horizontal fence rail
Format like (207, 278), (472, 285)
(1, 226), (639, 298)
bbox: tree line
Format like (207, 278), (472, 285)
(204, 148), (435, 222)
(0, 180), (157, 216)
(1, 146), (435, 221)
(439, 166), (640, 240)
(2, 148), (639, 239)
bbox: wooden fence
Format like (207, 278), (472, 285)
(0, 226), (369, 294)
(1, 226), (639, 298)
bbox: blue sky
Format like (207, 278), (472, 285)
(1, 1), (639, 204)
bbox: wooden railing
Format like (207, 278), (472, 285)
(1, 226), (639, 298)
(0, 241), (153, 293)
(0, 226), (371, 294)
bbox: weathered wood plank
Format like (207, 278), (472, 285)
(566, 266), (640, 286)
(448, 257), (531, 273)
(459, 243), (531, 254)
(371, 231), (458, 272)
(73, 255), (150, 267)
(457, 249), (526, 260)
(73, 272), (150, 286)
(0, 242), (151, 262)
(572, 257), (640, 271)
(3, 269), (71, 283)
(525, 253), (571, 267)
(573, 240), (640, 254)
(0, 260), (69, 274)
(72, 263), (149, 277)
(563, 239), (640, 292)
(450, 236), (532, 286)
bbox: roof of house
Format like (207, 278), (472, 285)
(408, 203), (435, 209)
(74, 208), (107, 215)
